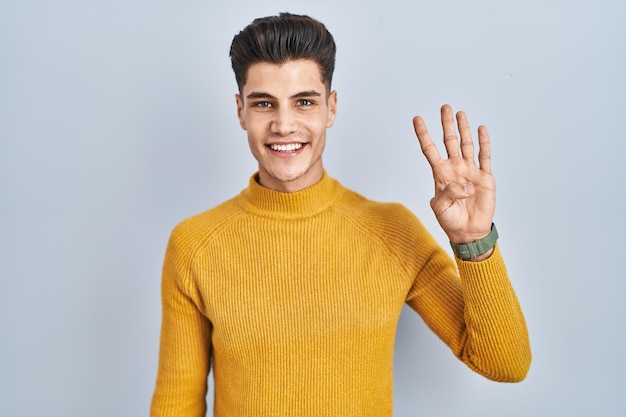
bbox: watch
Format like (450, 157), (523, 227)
(450, 223), (498, 260)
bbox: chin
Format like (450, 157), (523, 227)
(272, 169), (307, 183)
(260, 164), (322, 190)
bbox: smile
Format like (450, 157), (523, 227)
(268, 143), (304, 153)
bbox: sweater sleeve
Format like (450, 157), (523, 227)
(150, 226), (213, 417)
(405, 227), (531, 382)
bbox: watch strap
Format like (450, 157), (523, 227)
(450, 223), (498, 260)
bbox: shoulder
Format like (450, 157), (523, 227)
(166, 196), (245, 260)
(336, 186), (422, 230)
(334, 186), (446, 271)
(335, 186), (435, 248)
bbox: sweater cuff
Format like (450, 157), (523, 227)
(455, 244), (516, 313)
(455, 243), (508, 287)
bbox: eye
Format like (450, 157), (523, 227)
(296, 99), (313, 107)
(254, 101), (272, 108)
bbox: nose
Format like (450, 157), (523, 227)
(270, 106), (298, 136)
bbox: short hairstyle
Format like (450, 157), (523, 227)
(229, 12), (336, 92)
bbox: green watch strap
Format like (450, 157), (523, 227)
(450, 223), (498, 260)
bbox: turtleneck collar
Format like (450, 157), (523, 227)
(236, 171), (343, 219)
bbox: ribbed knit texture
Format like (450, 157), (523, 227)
(150, 173), (531, 417)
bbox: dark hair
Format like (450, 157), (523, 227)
(229, 12), (336, 92)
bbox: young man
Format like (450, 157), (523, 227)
(150, 12), (531, 417)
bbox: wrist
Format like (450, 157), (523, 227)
(450, 223), (498, 260)
(463, 246), (494, 262)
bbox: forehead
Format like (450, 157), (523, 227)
(242, 59), (325, 96)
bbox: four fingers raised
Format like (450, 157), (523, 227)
(413, 104), (491, 172)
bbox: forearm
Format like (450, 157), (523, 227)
(408, 241), (531, 382)
(456, 245), (531, 382)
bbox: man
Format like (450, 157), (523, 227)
(150, 12), (531, 417)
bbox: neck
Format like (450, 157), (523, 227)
(238, 170), (340, 219)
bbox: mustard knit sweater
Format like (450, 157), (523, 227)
(150, 173), (531, 417)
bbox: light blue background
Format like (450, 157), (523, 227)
(1, 1), (624, 416)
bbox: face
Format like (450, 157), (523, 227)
(236, 59), (337, 193)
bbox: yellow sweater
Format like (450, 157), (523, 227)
(150, 173), (531, 417)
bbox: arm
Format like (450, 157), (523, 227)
(454, 245), (531, 382)
(150, 227), (212, 417)
(409, 105), (531, 381)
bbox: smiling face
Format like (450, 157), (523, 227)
(236, 59), (337, 193)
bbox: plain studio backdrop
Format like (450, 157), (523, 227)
(1, 1), (624, 416)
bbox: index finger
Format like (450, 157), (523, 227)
(413, 115), (442, 167)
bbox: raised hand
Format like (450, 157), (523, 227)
(413, 104), (496, 248)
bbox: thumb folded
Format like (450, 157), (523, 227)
(430, 182), (474, 212)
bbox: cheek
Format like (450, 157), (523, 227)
(246, 114), (271, 133)
(246, 135), (264, 160)
(246, 125), (267, 146)
(314, 117), (331, 136)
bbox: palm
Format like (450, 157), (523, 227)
(413, 105), (495, 244)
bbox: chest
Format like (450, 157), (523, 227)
(191, 221), (413, 355)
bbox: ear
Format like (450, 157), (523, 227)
(326, 90), (338, 128)
(235, 94), (246, 130)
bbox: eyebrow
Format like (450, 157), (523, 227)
(245, 90), (323, 100)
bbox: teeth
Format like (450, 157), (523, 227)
(269, 143), (303, 152)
